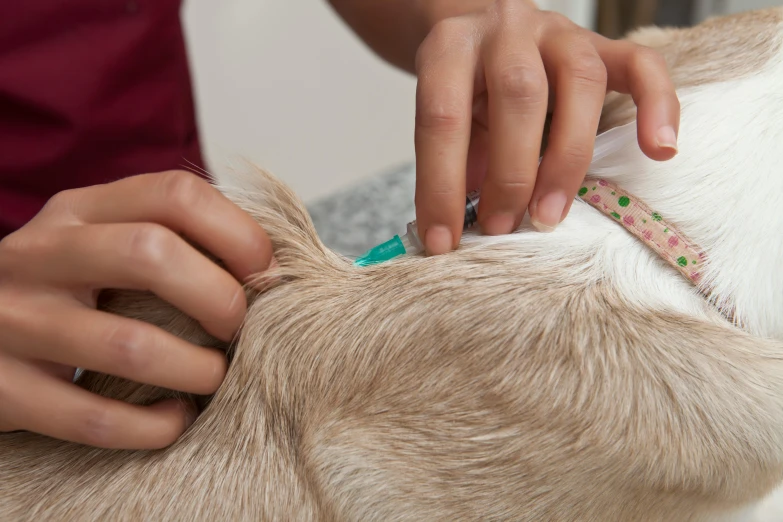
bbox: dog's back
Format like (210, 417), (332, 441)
(4, 9), (783, 521)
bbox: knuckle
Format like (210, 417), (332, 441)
(491, 175), (534, 194)
(413, 43), (429, 73)
(415, 182), (460, 203)
(542, 10), (574, 31)
(0, 286), (32, 332)
(493, 0), (512, 14)
(416, 88), (468, 134)
(632, 45), (667, 70)
(494, 0), (525, 16)
(413, 188), (461, 225)
(104, 322), (151, 375)
(494, 62), (547, 102)
(0, 228), (59, 270)
(568, 54), (608, 89)
(158, 170), (210, 212)
(557, 143), (593, 172)
(125, 223), (175, 273)
(428, 18), (470, 48)
(78, 407), (115, 447)
(42, 189), (78, 214)
(416, 18), (472, 70)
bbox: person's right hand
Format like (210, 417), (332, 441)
(412, 1), (679, 254)
(0, 171), (272, 450)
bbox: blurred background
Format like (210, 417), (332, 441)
(181, 0), (783, 204)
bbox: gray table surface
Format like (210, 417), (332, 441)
(307, 163), (417, 258)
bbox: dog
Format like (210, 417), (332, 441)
(3, 7), (783, 521)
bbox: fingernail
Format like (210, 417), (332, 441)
(656, 125), (678, 152)
(481, 212), (516, 236)
(424, 225), (453, 255)
(531, 192), (567, 233)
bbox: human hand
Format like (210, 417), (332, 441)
(413, 0), (680, 253)
(0, 171), (271, 449)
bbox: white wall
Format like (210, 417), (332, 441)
(182, 0), (594, 203)
(182, 0), (417, 202)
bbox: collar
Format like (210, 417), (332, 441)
(576, 177), (705, 286)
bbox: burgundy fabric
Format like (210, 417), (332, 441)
(0, 0), (205, 238)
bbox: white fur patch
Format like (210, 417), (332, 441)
(463, 34), (783, 339)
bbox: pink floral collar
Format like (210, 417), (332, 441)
(577, 178), (705, 286)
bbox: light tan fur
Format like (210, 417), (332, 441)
(3, 9), (783, 522)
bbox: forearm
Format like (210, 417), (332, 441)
(328, 0), (534, 73)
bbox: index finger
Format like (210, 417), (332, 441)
(591, 35), (681, 161)
(65, 171), (272, 282)
(2, 358), (196, 449)
(414, 20), (478, 255)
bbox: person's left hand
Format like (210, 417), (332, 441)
(413, 0), (680, 254)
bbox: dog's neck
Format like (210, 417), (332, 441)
(577, 177), (705, 287)
(586, 56), (783, 339)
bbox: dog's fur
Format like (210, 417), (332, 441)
(4, 8), (783, 521)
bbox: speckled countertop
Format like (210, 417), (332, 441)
(307, 163), (416, 257)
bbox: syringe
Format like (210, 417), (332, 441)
(352, 121), (641, 267)
(353, 190), (481, 267)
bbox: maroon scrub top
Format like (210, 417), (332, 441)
(0, 0), (205, 238)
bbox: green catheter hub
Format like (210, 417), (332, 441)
(353, 190), (481, 267)
(352, 121), (642, 267)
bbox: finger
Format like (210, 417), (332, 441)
(58, 171), (271, 281)
(531, 31), (607, 231)
(591, 35), (680, 161)
(414, 18), (478, 254)
(0, 357), (196, 449)
(3, 297), (226, 395)
(479, 27), (549, 235)
(18, 223), (246, 342)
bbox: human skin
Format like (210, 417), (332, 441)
(0, 1), (679, 451)
(0, 171), (272, 449)
(328, 0), (680, 253)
